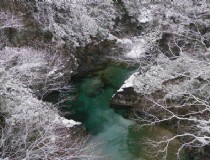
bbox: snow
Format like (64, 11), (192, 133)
(117, 72), (139, 92)
(0, 11), (23, 30)
(197, 137), (210, 145)
(35, 0), (116, 46)
(108, 33), (133, 45)
(108, 34), (117, 41)
(122, 37), (150, 59)
(61, 118), (81, 128)
(125, 41), (146, 59)
(117, 38), (133, 44)
(48, 68), (58, 76)
(54, 116), (81, 128)
(0, 46), (81, 132)
(137, 9), (153, 23)
(109, 35), (149, 59)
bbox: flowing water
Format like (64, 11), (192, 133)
(69, 63), (192, 160)
(70, 64), (136, 160)
(46, 63), (191, 160)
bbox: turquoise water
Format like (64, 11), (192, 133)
(46, 63), (191, 160)
(70, 64), (135, 159)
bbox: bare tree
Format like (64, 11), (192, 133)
(116, 2), (210, 158)
(130, 51), (210, 159)
(0, 62), (102, 159)
(0, 46), (75, 100)
(0, 10), (23, 49)
(0, 8), (101, 160)
(0, 109), (102, 160)
(134, 91), (210, 159)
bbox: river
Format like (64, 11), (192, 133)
(46, 63), (191, 160)
(70, 64), (135, 160)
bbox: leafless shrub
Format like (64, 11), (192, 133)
(0, 111), (102, 160)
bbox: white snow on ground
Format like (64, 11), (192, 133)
(108, 33), (132, 44)
(117, 72), (139, 92)
(113, 32), (159, 59)
(125, 38), (147, 59)
(109, 34), (148, 59)
(137, 8), (153, 23)
(54, 116), (81, 128)
(116, 38), (133, 44)
(1, 71), (81, 128)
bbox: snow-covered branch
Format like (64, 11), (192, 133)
(130, 52), (210, 159)
(133, 89), (210, 159)
(0, 112), (101, 160)
(0, 47), (74, 99)
(0, 59), (101, 159)
(0, 11), (23, 30)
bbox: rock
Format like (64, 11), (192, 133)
(75, 39), (117, 76)
(110, 87), (137, 108)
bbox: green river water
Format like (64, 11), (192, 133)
(48, 63), (191, 160)
(70, 64), (135, 160)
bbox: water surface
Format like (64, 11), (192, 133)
(70, 64), (135, 159)
(46, 63), (191, 160)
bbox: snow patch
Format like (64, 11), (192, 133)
(117, 72), (139, 92)
(125, 38), (147, 59)
(108, 34), (133, 44)
(54, 116), (81, 128)
(137, 9), (153, 23)
(116, 38), (133, 44)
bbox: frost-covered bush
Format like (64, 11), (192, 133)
(114, 1), (210, 159)
(120, 0), (210, 59)
(0, 64), (102, 160)
(0, 2), (105, 160)
(119, 53), (210, 159)
(119, 52), (210, 95)
(33, 0), (116, 47)
(0, 11), (24, 49)
(0, 47), (76, 98)
(0, 11), (23, 30)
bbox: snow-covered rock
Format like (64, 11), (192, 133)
(117, 72), (139, 92)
